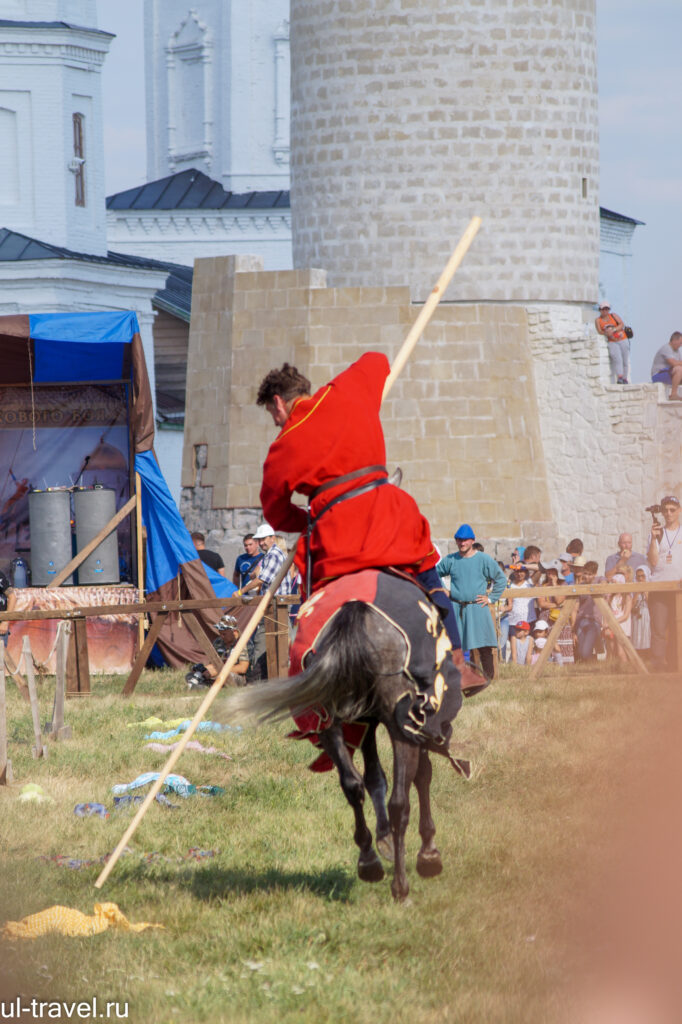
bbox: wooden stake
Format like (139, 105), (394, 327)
(0, 658), (13, 785)
(48, 494), (136, 588)
(23, 637), (45, 759)
(595, 597), (648, 675)
(96, 224), (481, 890)
(382, 216), (482, 401)
(121, 612), (168, 697)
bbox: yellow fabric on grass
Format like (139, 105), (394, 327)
(126, 717), (186, 729)
(2, 902), (164, 939)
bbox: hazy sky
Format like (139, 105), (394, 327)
(97, 0), (681, 384)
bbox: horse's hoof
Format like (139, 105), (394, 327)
(376, 833), (395, 862)
(391, 882), (410, 902)
(416, 849), (443, 878)
(358, 852), (385, 883)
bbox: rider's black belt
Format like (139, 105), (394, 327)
(305, 464), (389, 594)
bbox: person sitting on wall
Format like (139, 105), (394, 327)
(595, 300), (630, 384)
(650, 331), (682, 402)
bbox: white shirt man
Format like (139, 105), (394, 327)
(651, 332), (682, 401)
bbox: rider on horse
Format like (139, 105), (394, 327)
(256, 352), (487, 697)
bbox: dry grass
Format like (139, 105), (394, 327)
(0, 663), (668, 1023)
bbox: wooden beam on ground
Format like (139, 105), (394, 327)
(183, 611), (223, 674)
(529, 599), (576, 683)
(121, 612), (168, 696)
(48, 494), (136, 588)
(595, 597), (648, 675)
(0, 659), (13, 785)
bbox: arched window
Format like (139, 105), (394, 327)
(166, 11), (213, 171)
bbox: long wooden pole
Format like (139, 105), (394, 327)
(96, 216), (482, 890)
(95, 548), (295, 889)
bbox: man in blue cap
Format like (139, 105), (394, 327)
(436, 524), (508, 680)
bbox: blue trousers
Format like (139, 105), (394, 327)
(575, 619), (600, 660)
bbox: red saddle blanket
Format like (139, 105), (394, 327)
(287, 569), (462, 771)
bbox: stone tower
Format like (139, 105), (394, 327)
(289, 0), (599, 303)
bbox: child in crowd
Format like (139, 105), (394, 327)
(529, 620), (563, 666)
(504, 568), (536, 645)
(604, 570), (633, 663)
(631, 565), (651, 655)
(510, 620), (532, 665)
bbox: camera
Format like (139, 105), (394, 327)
(646, 504), (662, 527)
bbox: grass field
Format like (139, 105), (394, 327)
(0, 663), (660, 1023)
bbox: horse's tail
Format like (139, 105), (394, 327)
(217, 602), (380, 727)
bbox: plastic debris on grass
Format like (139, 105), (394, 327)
(74, 803), (109, 819)
(144, 720), (242, 741)
(111, 772), (224, 798)
(144, 740), (232, 760)
(18, 784), (54, 804)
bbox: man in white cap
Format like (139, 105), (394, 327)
(595, 300), (630, 384)
(241, 523), (293, 679)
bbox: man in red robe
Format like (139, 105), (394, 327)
(257, 352), (488, 695)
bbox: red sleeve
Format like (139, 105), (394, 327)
(260, 446), (308, 533)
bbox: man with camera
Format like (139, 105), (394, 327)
(647, 495), (682, 671)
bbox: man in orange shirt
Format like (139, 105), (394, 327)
(257, 353), (488, 696)
(595, 300), (630, 384)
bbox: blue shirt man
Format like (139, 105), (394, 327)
(232, 534), (263, 589)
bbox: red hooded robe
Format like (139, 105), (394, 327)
(260, 352), (438, 592)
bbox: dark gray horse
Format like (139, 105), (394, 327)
(222, 576), (468, 900)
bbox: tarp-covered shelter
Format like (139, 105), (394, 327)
(0, 311), (237, 667)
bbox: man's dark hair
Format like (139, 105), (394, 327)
(670, 331), (682, 344)
(191, 531), (205, 544)
(243, 533), (254, 542)
(524, 545), (541, 561)
(583, 560), (598, 574)
(566, 538), (584, 556)
(257, 364), (311, 406)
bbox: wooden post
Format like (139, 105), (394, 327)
(136, 472), (144, 650)
(275, 600), (290, 676)
(121, 612), (168, 696)
(528, 600), (575, 683)
(66, 617), (91, 695)
(0, 659), (13, 785)
(595, 597), (648, 675)
(46, 622), (72, 740)
(23, 636), (45, 759)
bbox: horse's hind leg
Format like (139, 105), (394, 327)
(387, 732), (420, 901)
(360, 722), (394, 862)
(318, 724), (385, 883)
(414, 749), (443, 879)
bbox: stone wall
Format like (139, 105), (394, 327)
(527, 304), (682, 565)
(289, 0), (599, 303)
(181, 256), (559, 567)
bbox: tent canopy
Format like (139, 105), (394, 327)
(0, 311), (236, 664)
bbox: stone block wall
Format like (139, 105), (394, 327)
(181, 256), (558, 565)
(289, 0), (599, 303)
(527, 304), (682, 565)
